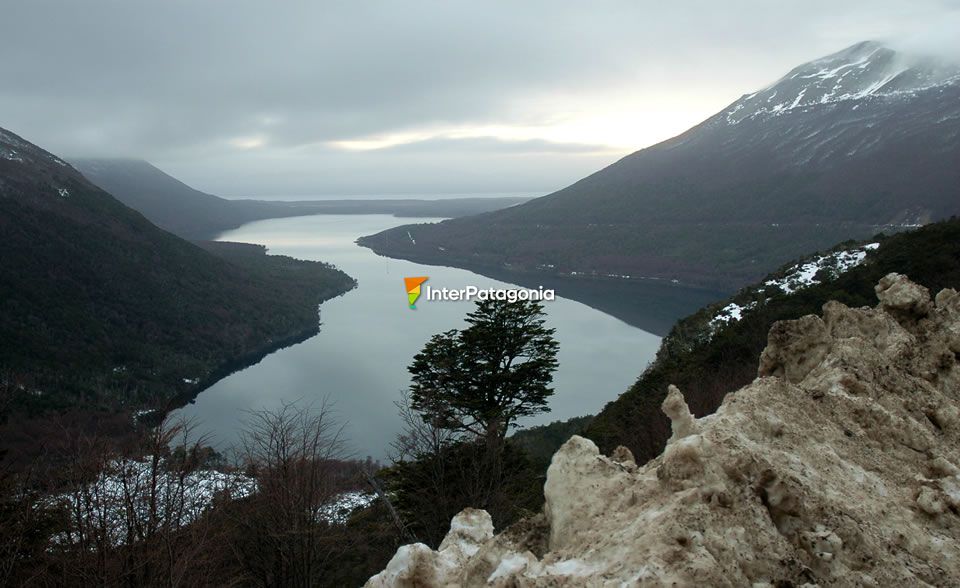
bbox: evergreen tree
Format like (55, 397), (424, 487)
(408, 299), (559, 445)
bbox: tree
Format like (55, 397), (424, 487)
(227, 400), (348, 587)
(407, 299), (559, 446)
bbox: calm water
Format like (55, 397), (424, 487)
(175, 215), (661, 460)
(233, 191), (542, 201)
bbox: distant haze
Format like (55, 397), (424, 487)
(2, 1), (959, 197)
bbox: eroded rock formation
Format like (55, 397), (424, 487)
(367, 274), (960, 586)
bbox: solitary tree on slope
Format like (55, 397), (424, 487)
(407, 299), (559, 448)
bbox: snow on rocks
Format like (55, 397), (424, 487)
(709, 301), (756, 329)
(723, 41), (960, 125)
(765, 243), (878, 295)
(318, 491), (375, 525)
(366, 274), (960, 586)
(710, 242), (878, 332)
(1, 147), (24, 162)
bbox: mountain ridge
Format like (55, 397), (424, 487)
(358, 41), (960, 292)
(72, 158), (532, 240)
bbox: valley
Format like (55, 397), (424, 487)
(173, 214), (664, 460)
(2, 13), (959, 584)
(72, 159), (531, 240)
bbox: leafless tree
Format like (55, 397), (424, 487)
(390, 391), (457, 463)
(226, 399), (349, 587)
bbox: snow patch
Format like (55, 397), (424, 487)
(49, 457), (255, 546)
(1, 147), (23, 162)
(709, 302), (756, 330)
(724, 42), (960, 125)
(49, 459), (371, 547)
(708, 243), (879, 332)
(765, 243), (878, 295)
(317, 491), (375, 525)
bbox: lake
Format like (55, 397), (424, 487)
(175, 214), (662, 460)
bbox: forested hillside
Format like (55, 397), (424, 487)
(0, 127), (355, 419)
(584, 218), (960, 462)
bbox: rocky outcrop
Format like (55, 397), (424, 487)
(367, 274), (960, 586)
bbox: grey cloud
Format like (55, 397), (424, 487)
(1, 0), (958, 195)
(885, 11), (960, 58)
(158, 141), (618, 198)
(375, 137), (616, 155)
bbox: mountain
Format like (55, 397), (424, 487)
(358, 41), (960, 292)
(69, 159), (258, 239)
(0, 127), (355, 414)
(73, 159), (531, 240)
(368, 274), (960, 585)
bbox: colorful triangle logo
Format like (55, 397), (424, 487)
(404, 276), (429, 309)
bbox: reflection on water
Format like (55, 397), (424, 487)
(175, 215), (661, 460)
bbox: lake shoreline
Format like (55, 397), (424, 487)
(354, 241), (725, 337)
(173, 214), (664, 459)
(139, 284), (357, 428)
(165, 305), (329, 412)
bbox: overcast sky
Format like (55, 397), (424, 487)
(2, 1), (958, 197)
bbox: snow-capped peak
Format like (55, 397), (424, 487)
(724, 41), (960, 124)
